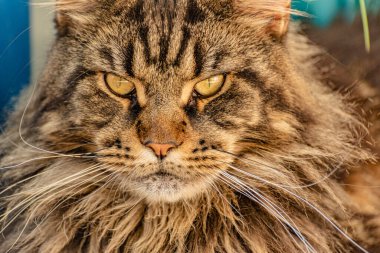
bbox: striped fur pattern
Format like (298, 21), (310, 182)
(1, 1), (380, 252)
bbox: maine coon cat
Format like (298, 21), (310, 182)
(1, 0), (380, 252)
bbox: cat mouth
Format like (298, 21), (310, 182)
(128, 167), (210, 202)
(154, 171), (176, 178)
(135, 168), (182, 181)
(136, 170), (185, 198)
(145, 170), (182, 180)
(146, 163), (183, 179)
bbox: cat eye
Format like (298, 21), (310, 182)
(194, 75), (225, 98)
(104, 73), (135, 97)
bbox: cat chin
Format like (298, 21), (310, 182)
(129, 175), (211, 203)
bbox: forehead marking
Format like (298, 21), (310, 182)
(173, 26), (191, 66)
(157, 1), (176, 67)
(99, 47), (115, 70)
(127, 0), (144, 23)
(123, 42), (135, 77)
(138, 26), (152, 63)
(124, 0), (206, 73)
(185, 0), (206, 24)
(159, 36), (170, 65)
(212, 51), (225, 70)
(193, 42), (204, 76)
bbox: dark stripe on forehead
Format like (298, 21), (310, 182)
(174, 26), (191, 66)
(127, 0), (144, 23)
(123, 42), (135, 77)
(193, 42), (203, 76)
(159, 36), (169, 65)
(138, 26), (151, 63)
(99, 47), (115, 70)
(212, 51), (225, 70)
(185, 0), (206, 24)
(157, 1), (177, 69)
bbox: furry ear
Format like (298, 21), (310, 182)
(234, 0), (293, 38)
(56, 0), (98, 21)
(54, 0), (94, 11)
(48, 0), (98, 35)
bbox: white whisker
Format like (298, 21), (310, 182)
(214, 149), (345, 189)
(0, 163), (105, 232)
(0, 154), (95, 172)
(224, 163), (370, 253)
(218, 171), (315, 253)
(17, 66), (93, 159)
(5, 166), (113, 253)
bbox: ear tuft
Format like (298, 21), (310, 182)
(35, 0), (99, 35)
(55, 0), (95, 12)
(234, 0), (298, 38)
(35, 0), (96, 12)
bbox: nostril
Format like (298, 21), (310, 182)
(146, 143), (176, 159)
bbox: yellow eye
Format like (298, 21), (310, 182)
(104, 73), (135, 97)
(194, 75), (225, 98)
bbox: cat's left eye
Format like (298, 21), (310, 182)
(194, 75), (225, 98)
(104, 73), (135, 97)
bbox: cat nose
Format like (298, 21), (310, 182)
(146, 142), (176, 159)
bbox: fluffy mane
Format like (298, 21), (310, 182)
(1, 1), (379, 253)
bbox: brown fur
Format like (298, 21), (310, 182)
(1, 1), (379, 252)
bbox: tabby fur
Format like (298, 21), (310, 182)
(0, 1), (379, 252)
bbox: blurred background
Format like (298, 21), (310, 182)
(0, 0), (379, 121)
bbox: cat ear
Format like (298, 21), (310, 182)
(54, 0), (98, 34)
(233, 0), (292, 38)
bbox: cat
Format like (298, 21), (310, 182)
(0, 0), (379, 252)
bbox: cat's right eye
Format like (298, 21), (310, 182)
(194, 74), (225, 98)
(104, 73), (135, 97)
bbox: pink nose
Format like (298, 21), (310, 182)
(146, 143), (176, 159)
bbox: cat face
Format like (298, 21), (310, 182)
(35, 0), (306, 202)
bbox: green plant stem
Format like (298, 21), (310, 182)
(359, 0), (371, 52)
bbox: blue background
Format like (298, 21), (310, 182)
(0, 0), (30, 118)
(293, 0), (380, 27)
